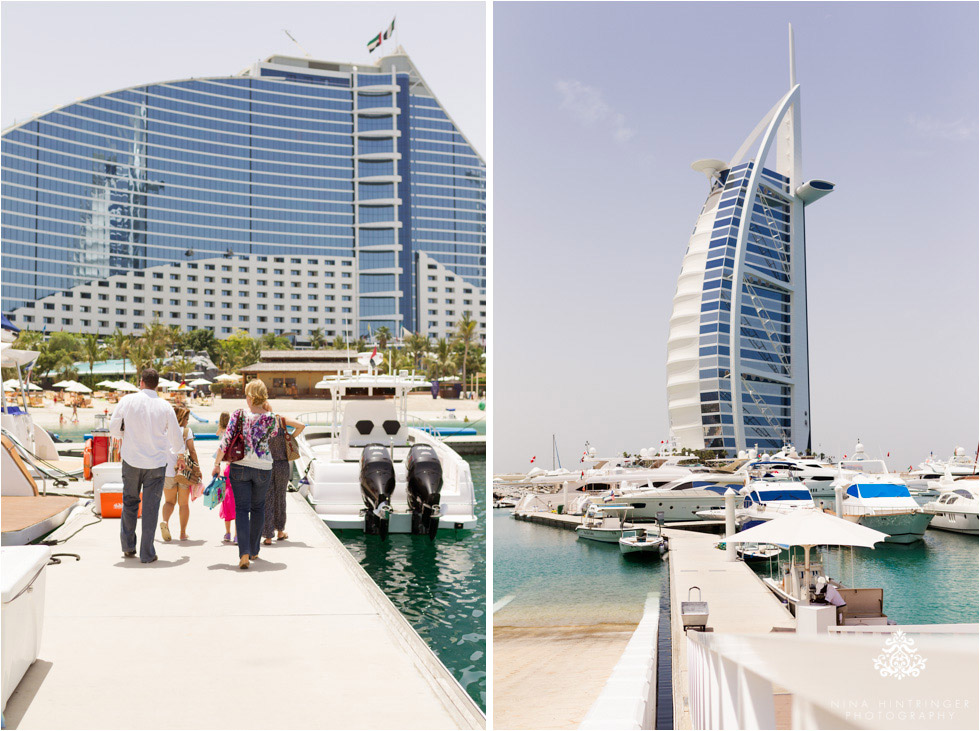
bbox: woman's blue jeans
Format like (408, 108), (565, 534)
(228, 463), (272, 559)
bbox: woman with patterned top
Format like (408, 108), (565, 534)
(212, 379), (281, 569)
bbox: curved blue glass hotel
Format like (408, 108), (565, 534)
(666, 27), (832, 456)
(1, 52), (485, 342)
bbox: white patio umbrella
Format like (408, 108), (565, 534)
(156, 377), (178, 389)
(113, 381), (139, 392)
(170, 382), (193, 391)
(725, 510), (890, 593)
(52, 380), (73, 389)
(214, 373), (242, 383)
(188, 378), (212, 387)
(65, 382), (92, 393)
(96, 380), (116, 388)
(3, 379), (40, 391)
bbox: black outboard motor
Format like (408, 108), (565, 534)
(360, 444), (396, 539)
(406, 444), (443, 539)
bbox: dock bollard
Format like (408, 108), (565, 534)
(724, 488), (737, 562)
(834, 484), (843, 518)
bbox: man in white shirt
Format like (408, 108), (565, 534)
(109, 368), (185, 563)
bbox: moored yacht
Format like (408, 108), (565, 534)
(294, 371), (478, 537)
(697, 471), (816, 529)
(921, 471), (979, 535)
(831, 445), (932, 544)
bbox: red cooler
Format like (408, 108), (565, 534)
(91, 431), (110, 466)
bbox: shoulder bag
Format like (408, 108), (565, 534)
(225, 409), (246, 463)
(277, 415), (301, 462)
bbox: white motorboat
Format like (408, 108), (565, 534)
(734, 453), (844, 505)
(697, 471), (817, 528)
(575, 504), (634, 543)
(922, 473), (979, 535)
(2, 344), (85, 546)
(831, 445), (932, 544)
(907, 447), (978, 494)
(618, 524), (667, 556)
(613, 474), (745, 522)
(294, 372), (478, 538)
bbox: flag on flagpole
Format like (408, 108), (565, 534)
(367, 31), (383, 52)
(383, 17), (396, 41)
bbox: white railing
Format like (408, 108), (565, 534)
(688, 627), (978, 729)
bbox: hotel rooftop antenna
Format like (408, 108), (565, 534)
(789, 23), (797, 88)
(283, 29), (312, 58)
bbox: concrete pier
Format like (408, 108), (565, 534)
(4, 442), (483, 729)
(664, 528), (795, 729)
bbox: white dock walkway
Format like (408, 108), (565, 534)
(4, 443), (482, 729)
(665, 528), (795, 730)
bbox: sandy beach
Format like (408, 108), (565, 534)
(492, 623), (635, 730)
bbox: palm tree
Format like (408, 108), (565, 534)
(170, 357), (195, 383)
(81, 333), (105, 385)
(128, 337), (155, 376)
(374, 326), (392, 350)
(353, 337), (367, 353)
(55, 352), (79, 382)
(404, 332), (430, 371)
(167, 325), (185, 356)
(310, 327), (326, 349)
(455, 312), (477, 399)
(107, 329), (132, 381)
(331, 334), (346, 350)
(426, 338), (455, 380)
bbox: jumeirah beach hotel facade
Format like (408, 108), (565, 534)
(1, 51), (486, 342)
(667, 28), (833, 456)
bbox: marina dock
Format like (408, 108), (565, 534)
(663, 528), (795, 729)
(5, 443), (483, 730)
(513, 509), (725, 535)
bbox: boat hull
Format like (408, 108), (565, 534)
(612, 492), (727, 522)
(925, 511), (979, 535)
(575, 527), (623, 543)
(852, 511), (933, 543)
(618, 539), (664, 555)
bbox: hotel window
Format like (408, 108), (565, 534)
(152, 285), (162, 292)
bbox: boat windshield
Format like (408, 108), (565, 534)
(750, 489), (812, 502)
(841, 460), (888, 475)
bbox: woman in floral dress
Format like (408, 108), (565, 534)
(212, 379), (281, 569)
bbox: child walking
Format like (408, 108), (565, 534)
(216, 412), (236, 543)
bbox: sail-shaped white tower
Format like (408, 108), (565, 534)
(666, 25), (834, 456)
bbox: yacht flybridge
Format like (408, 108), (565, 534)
(295, 372), (478, 538)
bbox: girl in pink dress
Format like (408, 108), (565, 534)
(217, 413), (236, 542)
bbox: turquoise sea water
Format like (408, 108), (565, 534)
(493, 509), (665, 626)
(337, 455), (486, 710)
(494, 509), (978, 627)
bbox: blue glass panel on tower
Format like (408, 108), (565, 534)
(2, 51), (484, 345)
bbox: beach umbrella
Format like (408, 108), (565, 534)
(96, 380), (116, 388)
(214, 373), (242, 382)
(65, 382), (92, 393)
(52, 380), (73, 389)
(188, 378), (212, 386)
(725, 511), (890, 596)
(113, 381), (139, 392)
(156, 377), (177, 389)
(170, 382), (193, 391)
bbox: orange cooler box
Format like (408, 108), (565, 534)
(98, 484), (141, 518)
